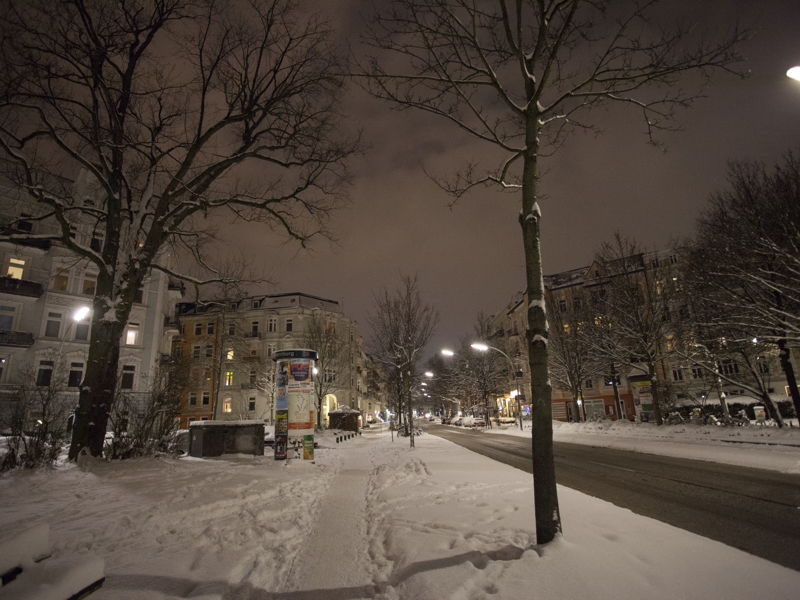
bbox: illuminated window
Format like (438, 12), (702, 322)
(223, 398), (232, 413)
(7, 258), (25, 279)
(125, 323), (139, 345)
(226, 348), (234, 360)
(53, 268), (70, 291)
(225, 371), (233, 386)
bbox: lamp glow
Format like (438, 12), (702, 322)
(425, 371), (434, 377)
(441, 349), (454, 356)
(471, 343), (489, 352)
(788, 66), (800, 81)
(73, 306), (90, 321)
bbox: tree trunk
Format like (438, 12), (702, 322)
(68, 307), (125, 459)
(777, 339), (800, 420)
(521, 115), (561, 544)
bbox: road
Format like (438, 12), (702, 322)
(421, 422), (800, 572)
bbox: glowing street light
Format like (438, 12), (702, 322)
(470, 343), (489, 352)
(788, 66), (800, 81)
(441, 349), (454, 356)
(424, 371), (434, 377)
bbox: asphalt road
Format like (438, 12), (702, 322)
(421, 422), (800, 572)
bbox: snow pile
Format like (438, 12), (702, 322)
(0, 429), (798, 599)
(489, 419), (800, 474)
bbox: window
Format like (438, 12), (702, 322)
(74, 320), (90, 341)
(192, 345), (201, 358)
(201, 391), (210, 405)
(285, 319), (293, 332)
(68, 363), (84, 388)
(204, 369), (211, 381)
(267, 344), (276, 357)
(252, 300), (260, 309)
(251, 321), (259, 335)
(7, 257), (25, 279)
(0, 305), (16, 331)
(81, 272), (97, 295)
(572, 297), (582, 311)
(226, 348), (234, 360)
(36, 360), (54, 386)
(558, 299), (567, 312)
(207, 322), (215, 335)
(45, 312), (62, 338)
(90, 235), (103, 252)
(672, 368), (684, 381)
(173, 345), (183, 358)
(228, 323), (235, 336)
(268, 317), (277, 332)
(691, 367), (703, 380)
(189, 393), (197, 406)
(248, 398), (256, 412)
(584, 378), (594, 389)
(188, 417), (195, 423)
(670, 254), (678, 265)
(250, 345), (258, 357)
(205, 344), (213, 357)
(719, 360), (739, 376)
(325, 321), (336, 335)
(223, 398), (232, 413)
(225, 371), (234, 386)
(120, 365), (135, 390)
(249, 370), (257, 386)
(133, 288), (144, 304)
(52, 266), (71, 291)
(350, 330), (354, 342)
(194, 322), (202, 335)
(757, 360), (770, 374)
(125, 323), (139, 345)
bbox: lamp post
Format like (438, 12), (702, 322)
(61, 306), (91, 439)
(470, 343), (523, 430)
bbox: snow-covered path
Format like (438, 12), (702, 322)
(2, 427), (799, 599)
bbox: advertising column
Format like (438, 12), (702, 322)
(272, 349), (318, 460)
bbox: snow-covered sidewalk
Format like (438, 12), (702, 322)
(1, 429), (799, 599)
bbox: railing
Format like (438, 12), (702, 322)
(0, 276), (44, 298)
(243, 332), (263, 339)
(0, 330), (35, 347)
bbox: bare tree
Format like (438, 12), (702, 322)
(357, 0), (746, 543)
(0, 0), (359, 458)
(304, 310), (355, 429)
(368, 274), (438, 447)
(588, 234), (680, 425)
(685, 151), (800, 419)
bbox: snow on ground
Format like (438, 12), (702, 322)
(1, 428), (799, 599)
(488, 419), (800, 474)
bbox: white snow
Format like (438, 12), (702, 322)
(0, 426), (798, 599)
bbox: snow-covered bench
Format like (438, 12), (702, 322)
(0, 522), (104, 600)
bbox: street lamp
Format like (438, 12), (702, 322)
(441, 349), (454, 356)
(787, 66), (800, 81)
(470, 343), (524, 430)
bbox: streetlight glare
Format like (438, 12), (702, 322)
(73, 306), (91, 321)
(424, 371), (434, 377)
(788, 66), (800, 81)
(471, 343), (489, 352)
(441, 349), (454, 356)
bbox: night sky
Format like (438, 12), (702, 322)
(220, 0), (800, 358)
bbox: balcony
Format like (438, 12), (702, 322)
(0, 276), (44, 298)
(0, 330), (35, 347)
(243, 332), (263, 339)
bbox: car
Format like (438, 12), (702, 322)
(452, 417), (464, 426)
(428, 416), (435, 421)
(471, 419), (486, 428)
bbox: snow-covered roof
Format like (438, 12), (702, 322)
(329, 405), (361, 414)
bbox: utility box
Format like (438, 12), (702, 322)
(189, 420), (265, 457)
(328, 405), (362, 432)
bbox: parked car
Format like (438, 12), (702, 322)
(452, 417), (463, 426)
(471, 419), (486, 428)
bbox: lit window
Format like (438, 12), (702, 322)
(225, 371), (234, 386)
(7, 258), (25, 279)
(223, 398), (232, 413)
(226, 349), (234, 360)
(53, 269), (70, 291)
(125, 323), (139, 345)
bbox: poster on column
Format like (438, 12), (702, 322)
(272, 350), (317, 450)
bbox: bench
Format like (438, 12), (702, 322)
(0, 522), (104, 600)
